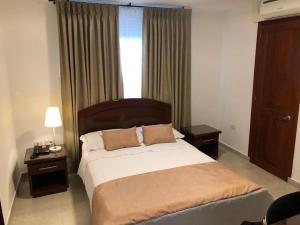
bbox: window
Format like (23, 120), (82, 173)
(119, 7), (143, 98)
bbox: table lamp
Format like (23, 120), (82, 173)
(44, 107), (62, 152)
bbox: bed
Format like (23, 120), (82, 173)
(77, 98), (273, 225)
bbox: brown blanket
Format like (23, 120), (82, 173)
(92, 162), (262, 225)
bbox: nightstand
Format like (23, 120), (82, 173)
(24, 146), (69, 198)
(181, 125), (222, 159)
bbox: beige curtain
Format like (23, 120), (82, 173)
(142, 7), (191, 130)
(56, 0), (123, 169)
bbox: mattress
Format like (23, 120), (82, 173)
(78, 139), (273, 225)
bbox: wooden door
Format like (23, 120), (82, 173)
(249, 17), (300, 180)
(0, 202), (4, 225)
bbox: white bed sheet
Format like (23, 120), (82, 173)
(78, 139), (215, 202)
(78, 139), (273, 225)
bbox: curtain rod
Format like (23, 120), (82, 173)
(48, 0), (184, 9)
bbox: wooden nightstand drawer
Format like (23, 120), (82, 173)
(195, 134), (218, 146)
(29, 160), (66, 175)
(182, 125), (221, 160)
(24, 146), (69, 198)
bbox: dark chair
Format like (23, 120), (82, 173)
(266, 191), (300, 224)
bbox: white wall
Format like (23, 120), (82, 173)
(192, 1), (258, 155)
(0, 0), (63, 173)
(216, 1), (300, 183)
(191, 1), (259, 156)
(191, 0), (300, 183)
(191, 10), (223, 129)
(0, 29), (20, 225)
(218, 1), (259, 155)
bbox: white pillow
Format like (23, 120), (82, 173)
(172, 128), (185, 139)
(136, 127), (143, 141)
(80, 131), (104, 151)
(80, 127), (143, 151)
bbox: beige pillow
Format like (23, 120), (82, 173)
(102, 127), (140, 151)
(143, 124), (176, 146)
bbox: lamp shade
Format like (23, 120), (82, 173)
(44, 107), (62, 128)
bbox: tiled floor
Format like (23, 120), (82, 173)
(218, 148), (299, 199)
(9, 147), (299, 225)
(9, 174), (91, 225)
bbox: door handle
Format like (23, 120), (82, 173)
(280, 115), (292, 121)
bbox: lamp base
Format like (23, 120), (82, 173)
(49, 145), (62, 152)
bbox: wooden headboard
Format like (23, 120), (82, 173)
(78, 98), (171, 156)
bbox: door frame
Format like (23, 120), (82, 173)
(248, 16), (300, 180)
(0, 201), (4, 225)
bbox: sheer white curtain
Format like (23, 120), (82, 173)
(119, 6), (143, 98)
